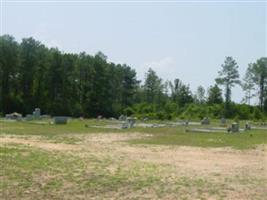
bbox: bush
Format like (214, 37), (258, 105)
(233, 115), (240, 123)
(156, 112), (165, 120)
(124, 107), (134, 116)
(253, 107), (264, 121)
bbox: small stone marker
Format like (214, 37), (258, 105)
(245, 122), (251, 131)
(54, 116), (68, 124)
(127, 117), (136, 128)
(33, 108), (41, 118)
(201, 117), (210, 125)
(25, 108), (44, 120)
(121, 117), (136, 129)
(41, 115), (51, 119)
(5, 112), (22, 121)
(119, 115), (127, 121)
(231, 122), (239, 133)
(26, 114), (34, 121)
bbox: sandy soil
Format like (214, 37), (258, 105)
(1, 133), (266, 178)
(0, 137), (79, 151)
(1, 133), (267, 199)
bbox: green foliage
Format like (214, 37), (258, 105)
(207, 84), (223, 104)
(216, 57), (240, 117)
(144, 68), (164, 105)
(246, 57), (267, 111)
(180, 104), (223, 119)
(195, 86), (206, 104)
(0, 35), (266, 121)
(0, 35), (139, 117)
(253, 107), (264, 120)
(169, 79), (193, 107)
(124, 107), (134, 116)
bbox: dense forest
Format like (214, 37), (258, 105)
(0, 35), (266, 120)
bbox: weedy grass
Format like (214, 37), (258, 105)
(0, 119), (266, 199)
(129, 128), (267, 149)
(1, 119), (266, 149)
(1, 143), (254, 200)
(0, 144), (169, 199)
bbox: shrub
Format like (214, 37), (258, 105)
(124, 107), (134, 116)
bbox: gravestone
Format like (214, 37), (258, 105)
(127, 117), (136, 128)
(121, 117), (136, 129)
(5, 112), (22, 121)
(231, 123), (239, 133)
(201, 117), (210, 125)
(41, 115), (51, 119)
(119, 115), (127, 121)
(26, 114), (34, 121)
(54, 116), (68, 124)
(245, 122), (251, 131)
(33, 108), (41, 118)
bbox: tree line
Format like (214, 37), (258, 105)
(0, 35), (266, 120)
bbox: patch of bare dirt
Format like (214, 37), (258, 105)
(77, 133), (267, 178)
(1, 133), (266, 179)
(118, 145), (267, 178)
(1, 133), (267, 199)
(0, 137), (79, 151)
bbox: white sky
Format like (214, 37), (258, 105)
(2, 1), (266, 103)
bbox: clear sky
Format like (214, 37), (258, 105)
(1, 0), (266, 103)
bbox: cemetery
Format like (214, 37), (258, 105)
(1, 5), (266, 199)
(1, 115), (267, 200)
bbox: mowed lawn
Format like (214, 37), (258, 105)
(0, 119), (267, 200)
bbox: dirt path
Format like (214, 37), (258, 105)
(0, 137), (79, 151)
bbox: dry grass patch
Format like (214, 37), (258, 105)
(1, 133), (266, 199)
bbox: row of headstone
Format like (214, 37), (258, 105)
(25, 108), (51, 121)
(4, 108), (68, 125)
(227, 122), (251, 133)
(201, 117), (228, 126)
(26, 108), (41, 120)
(253, 122), (267, 126)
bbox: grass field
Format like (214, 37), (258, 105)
(0, 119), (267, 199)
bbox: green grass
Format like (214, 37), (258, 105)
(0, 144), (168, 199)
(2, 144), (259, 200)
(0, 119), (111, 136)
(1, 119), (266, 149)
(129, 127), (267, 149)
(1, 119), (266, 199)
